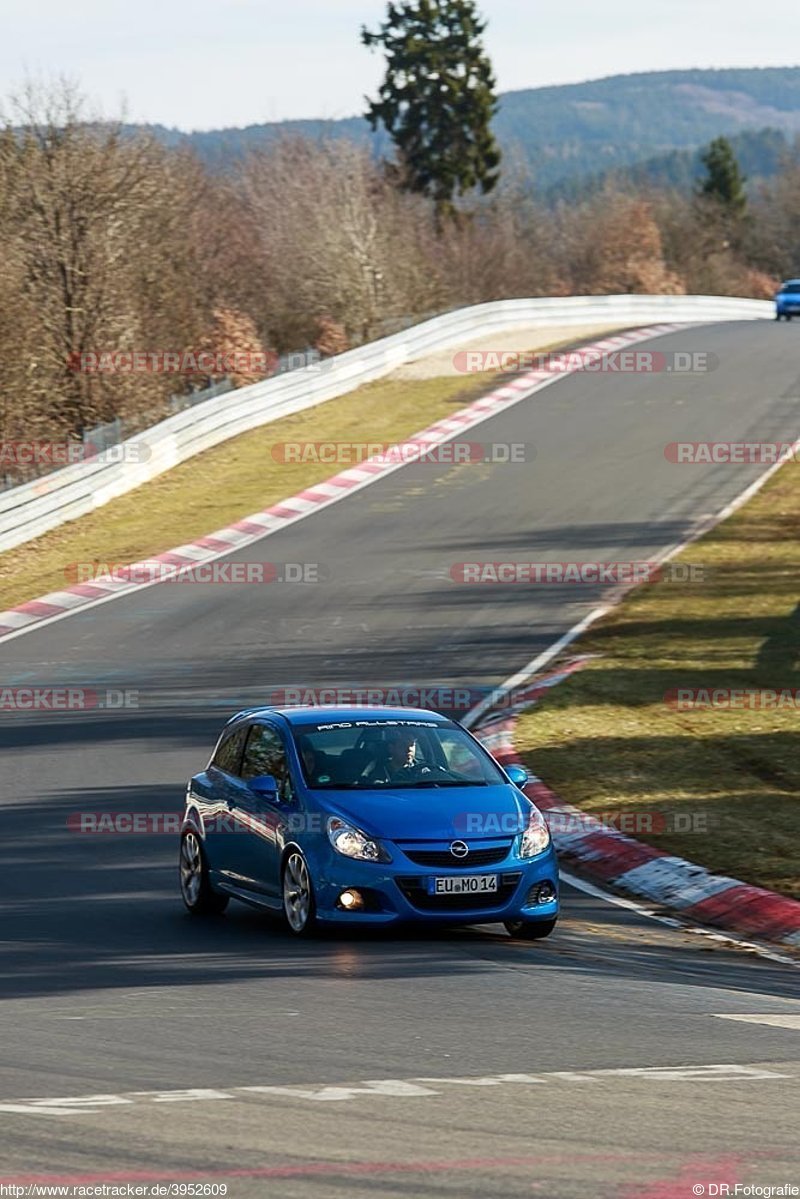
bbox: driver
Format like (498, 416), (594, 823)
(386, 729), (417, 775)
(363, 728), (430, 783)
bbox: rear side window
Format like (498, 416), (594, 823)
(211, 726), (247, 776)
(782, 283), (800, 294)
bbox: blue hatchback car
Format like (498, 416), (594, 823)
(775, 279), (800, 320)
(179, 706), (559, 939)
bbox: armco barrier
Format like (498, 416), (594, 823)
(0, 294), (771, 553)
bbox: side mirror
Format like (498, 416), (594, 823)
(249, 773), (278, 799)
(505, 764), (529, 788)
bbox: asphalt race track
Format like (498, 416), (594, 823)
(2, 321), (799, 1197)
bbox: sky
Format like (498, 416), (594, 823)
(1, 0), (799, 130)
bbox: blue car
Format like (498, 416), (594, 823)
(775, 279), (800, 320)
(179, 706), (558, 939)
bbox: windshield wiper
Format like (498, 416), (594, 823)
(309, 782), (365, 789)
(311, 778), (490, 789)
(409, 779), (489, 788)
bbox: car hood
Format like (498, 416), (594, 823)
(316, 783), (530, 842)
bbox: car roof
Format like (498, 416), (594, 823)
(781, 279), (800, 286)
(226, 704), (452, 727)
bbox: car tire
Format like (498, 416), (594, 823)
(282, 850), (318, 936)
(179, 830), (229, 916)
(504, 917), (557, 940)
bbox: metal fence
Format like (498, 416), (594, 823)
(0, 295), (772, 554)
(0, 348), (325, 492)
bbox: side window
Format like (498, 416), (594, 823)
(211, 726), (247, 776)
(242, 724), (293, 800)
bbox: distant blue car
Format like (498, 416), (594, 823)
(179, 706), (558, 939)
(775, 279), (800, 320)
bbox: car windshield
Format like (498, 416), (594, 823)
(292, 718), (507, 789)
(781, 282), (800, 294)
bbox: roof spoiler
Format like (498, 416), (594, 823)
(225, 705), (277, 725)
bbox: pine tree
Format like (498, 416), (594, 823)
(361, 0), (501, 222)
(697, 136), (748, 217)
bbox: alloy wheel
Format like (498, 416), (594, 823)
(283, 852), (312, 933)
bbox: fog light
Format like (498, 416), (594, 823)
(337, 889), (365, 911)
(526, 880), (556, 906)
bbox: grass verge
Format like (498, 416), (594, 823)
(515, 462), (800, 898)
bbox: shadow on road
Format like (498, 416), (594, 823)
(1, 780), (797, 1004)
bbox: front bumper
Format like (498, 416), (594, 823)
(309, 842), (559, 926)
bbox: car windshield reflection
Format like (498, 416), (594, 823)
(292, 718), (506, 790)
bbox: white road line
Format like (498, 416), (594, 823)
(0, 1063), (790, 1117)
(560, 870), (800, 969)
(713, 1014), (800, 1030)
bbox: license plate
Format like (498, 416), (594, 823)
(429, 874), (499, 895)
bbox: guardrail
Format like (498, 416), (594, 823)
(0, 294), (772, 554)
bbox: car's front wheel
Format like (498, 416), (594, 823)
(282, 851), (317, 936)
(504, 917), (557, 940)
(179, 830), (229, 916)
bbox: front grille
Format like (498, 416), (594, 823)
(397, 872), (522, 912)
(401, 843), (512, 868)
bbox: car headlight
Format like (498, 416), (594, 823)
(519, 807), (550, 858)
(327, 817), (390, 862)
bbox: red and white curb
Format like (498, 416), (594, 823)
(0, 324), (685, 645)
(473, 673), (800, 951)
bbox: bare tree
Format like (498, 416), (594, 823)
(0, 80), (211, 440)
(238, 138), (443, 347)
